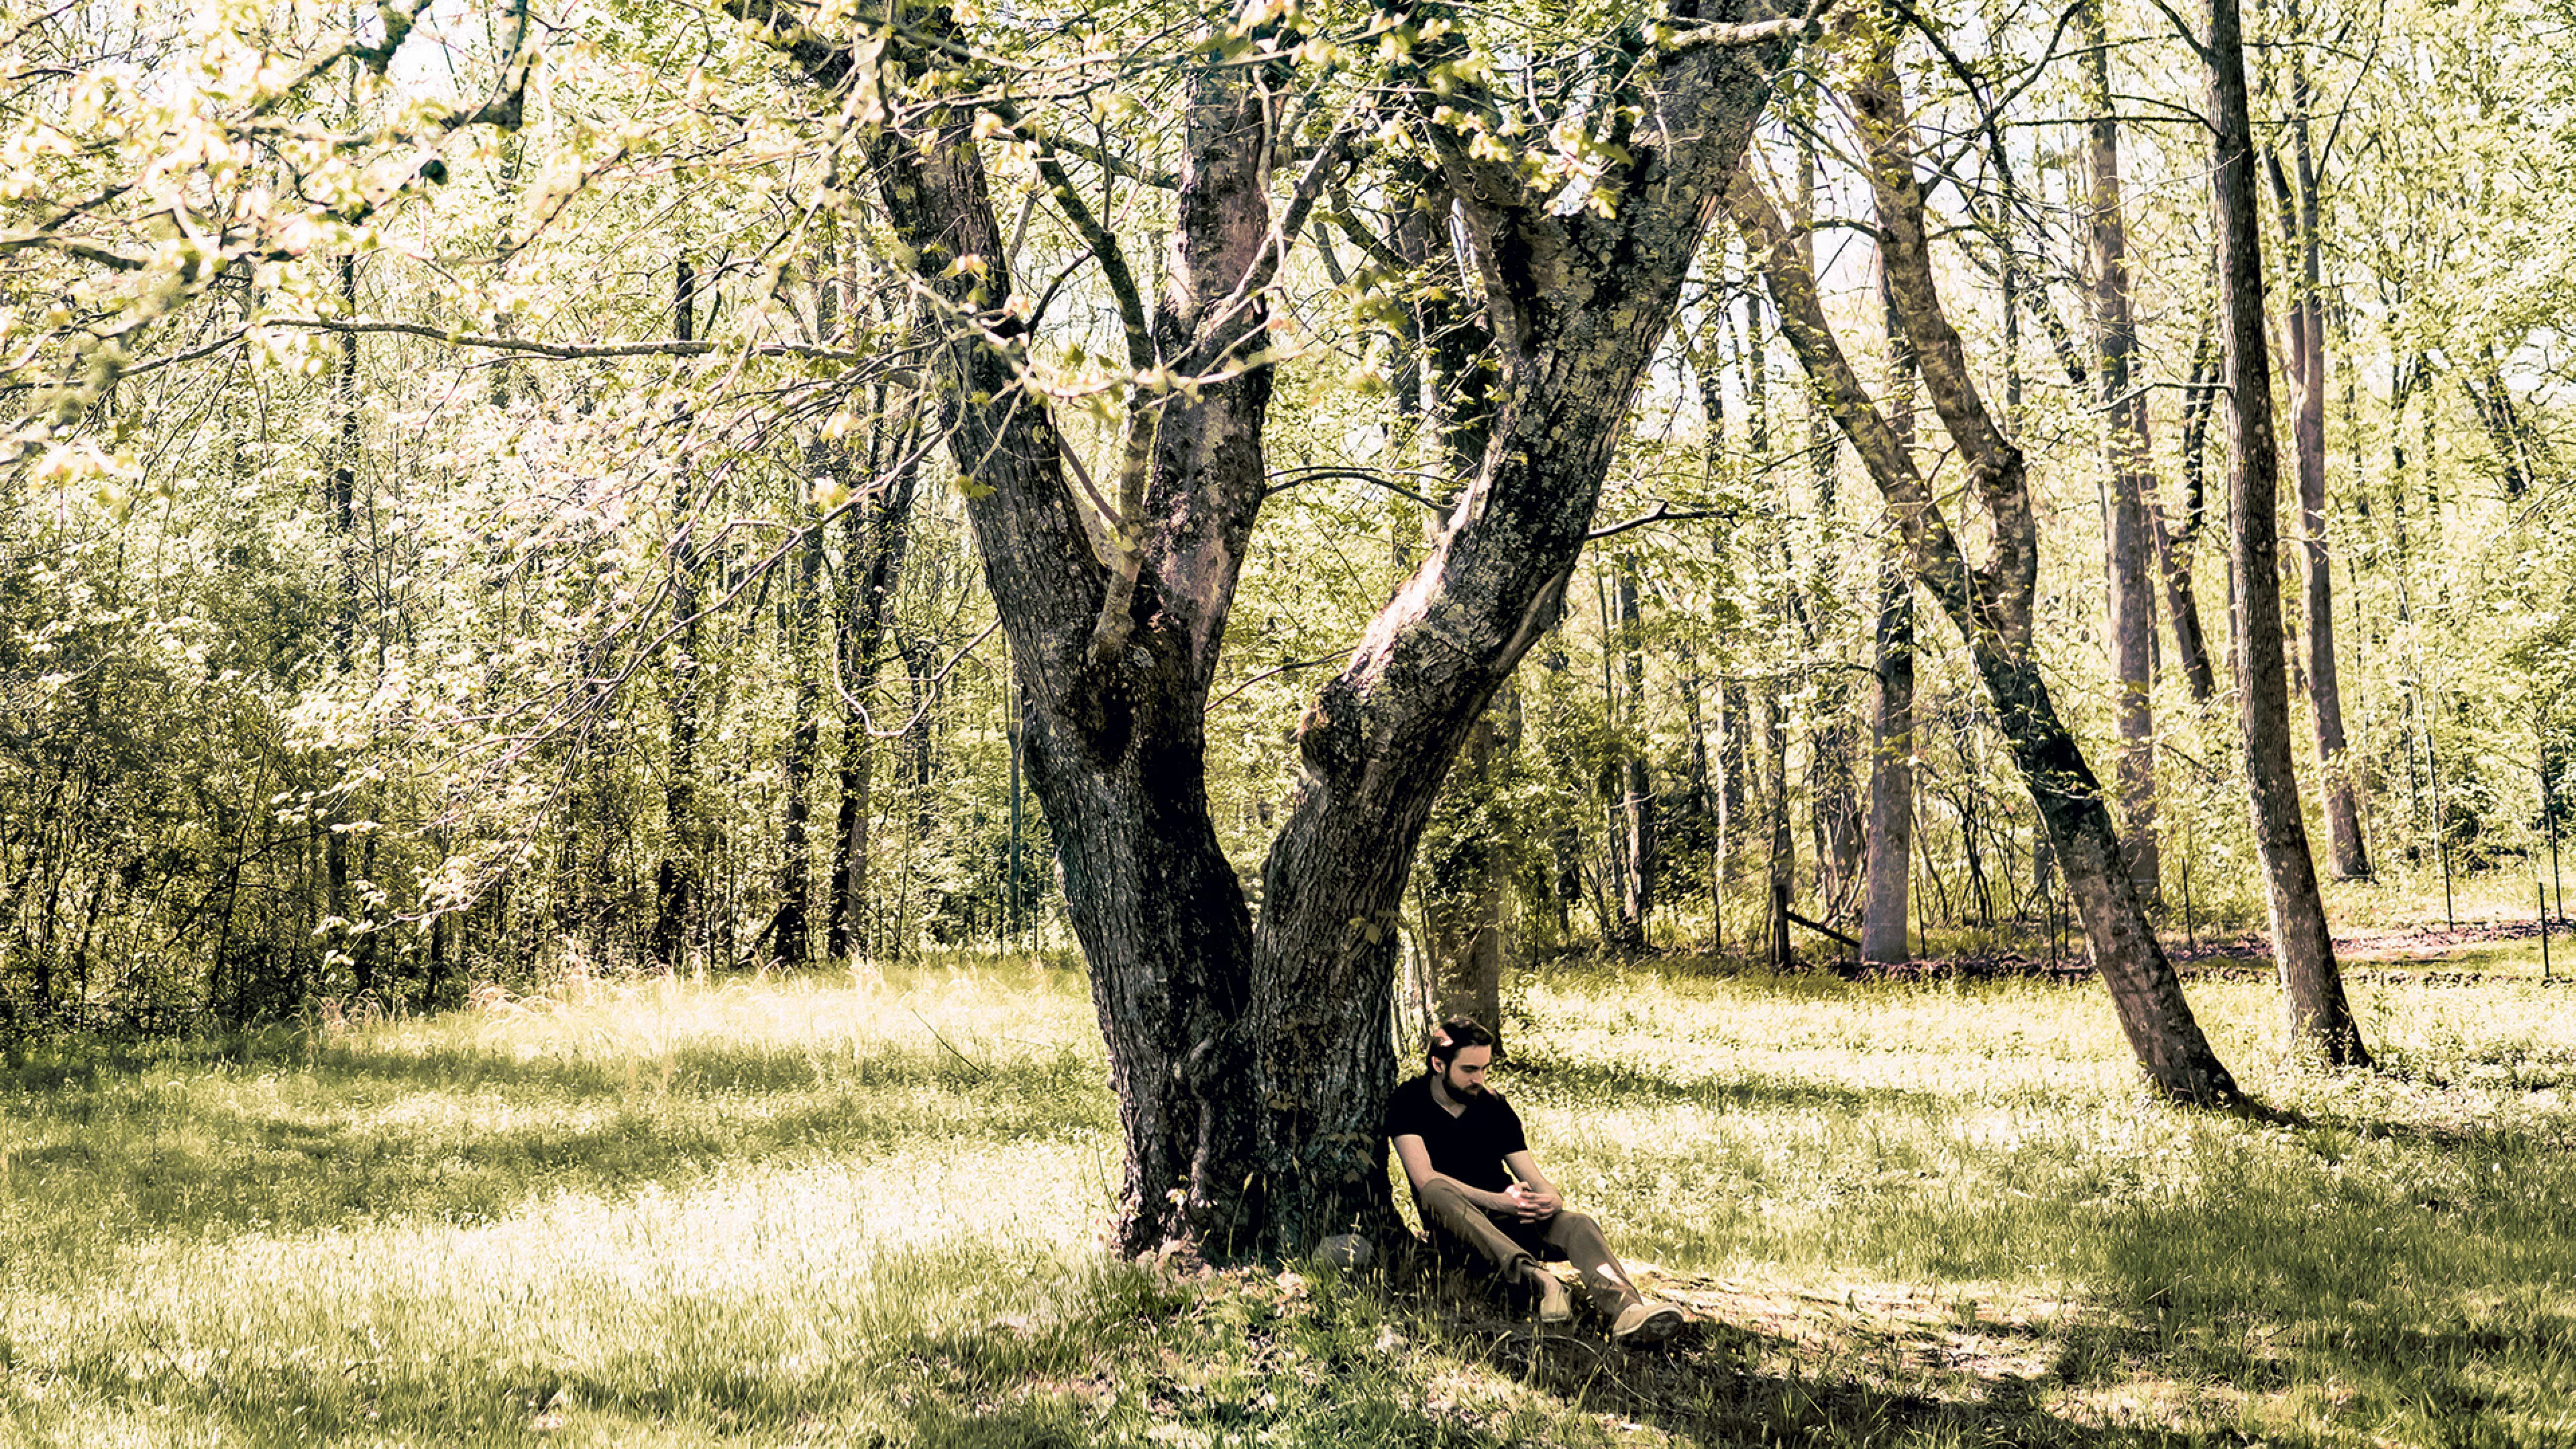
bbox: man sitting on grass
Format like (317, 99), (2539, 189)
(1385, 1016), (1686, 1343)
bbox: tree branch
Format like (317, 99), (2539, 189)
(1660, 0), (1845, 55)
(1586, 500), (1742, 539)
(259, 316), (898, 367)
(1848, 32), (2036, 646)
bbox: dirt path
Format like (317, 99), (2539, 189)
(1845, 917), (2571, 985)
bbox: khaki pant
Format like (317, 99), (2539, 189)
(1414, 1177), (1644, 1320)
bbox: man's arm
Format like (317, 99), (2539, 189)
(1502, 1150), (1564, 1220)
(1392, 1134), (1521, 1214)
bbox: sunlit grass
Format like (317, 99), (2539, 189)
(3, 949), (2572, 1444)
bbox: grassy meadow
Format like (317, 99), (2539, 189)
(2, 936), (2573, 1447)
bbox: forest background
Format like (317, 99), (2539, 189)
(7, 0), (2576, 1441)
(7, 0), (2574, 1044)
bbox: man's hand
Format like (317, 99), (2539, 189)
(1505, 1183), (1562, 1222)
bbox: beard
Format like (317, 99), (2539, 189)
(1441, 1072), (1486, 1099)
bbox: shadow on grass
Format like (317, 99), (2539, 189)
(1376, 1267), (2210, 1448)
(868, 1256), (2204, 1449)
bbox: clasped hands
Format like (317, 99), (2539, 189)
(1503, 1182), (1561, 1222)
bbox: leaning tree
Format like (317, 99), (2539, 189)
(1727, 17), (2243, 1105)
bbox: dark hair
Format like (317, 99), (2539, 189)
(1427, 1016), (1495, 1069)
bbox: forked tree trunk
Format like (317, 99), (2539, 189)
(1733, 34), (2240, 1103)
(761, 0), (1799, 1255)
(867, 57), (1265, 1249)
(2208, 0), (2370, 1065)
(1247, 13), (1797, 1248)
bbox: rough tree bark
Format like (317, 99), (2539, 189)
(1731, 28), (2239, 1102)
(1246, 3), (1803, 1248)
(2208, 0), (2370, 1065)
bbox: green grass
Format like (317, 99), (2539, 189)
(3, 954), (2573, 1446)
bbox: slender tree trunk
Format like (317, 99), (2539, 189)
(2267, 10), (2369, 880)
(2208, 0), (2371, 1065)
(830, 401), (918, 961)
(773, 516), (826, 968)
(325, 251), (364, 993)
(1861, 263), (1915, 965)
(1690, 292), (1750, 938)
(1860, 549), (1914, 963)
(1763, 682), (1795, 969)
(652, 257), (702, 971)
(1796, 127), (1862, 915)
(1611, 557), (1656, 952)
(2082, 0), (2161, 905)
(1245, 18), (1794, 1248)
(2155, 322), (2222, 703)
(1743, 288), (1796, 968)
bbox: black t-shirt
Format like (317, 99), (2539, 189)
(1383, 1073), (1527, 1195)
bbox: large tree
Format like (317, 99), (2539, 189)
(739, 0), (1816, 1253)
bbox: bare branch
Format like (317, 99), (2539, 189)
(1585, 500), (1741, 540)
(260, 317), (902, 369)
(1661, 0), (1844, 56)
(0, 232), (147, 270)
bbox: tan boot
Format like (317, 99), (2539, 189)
(1609, 1301), (1686, 1344)
(1529, 1269), (1574, 1324)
